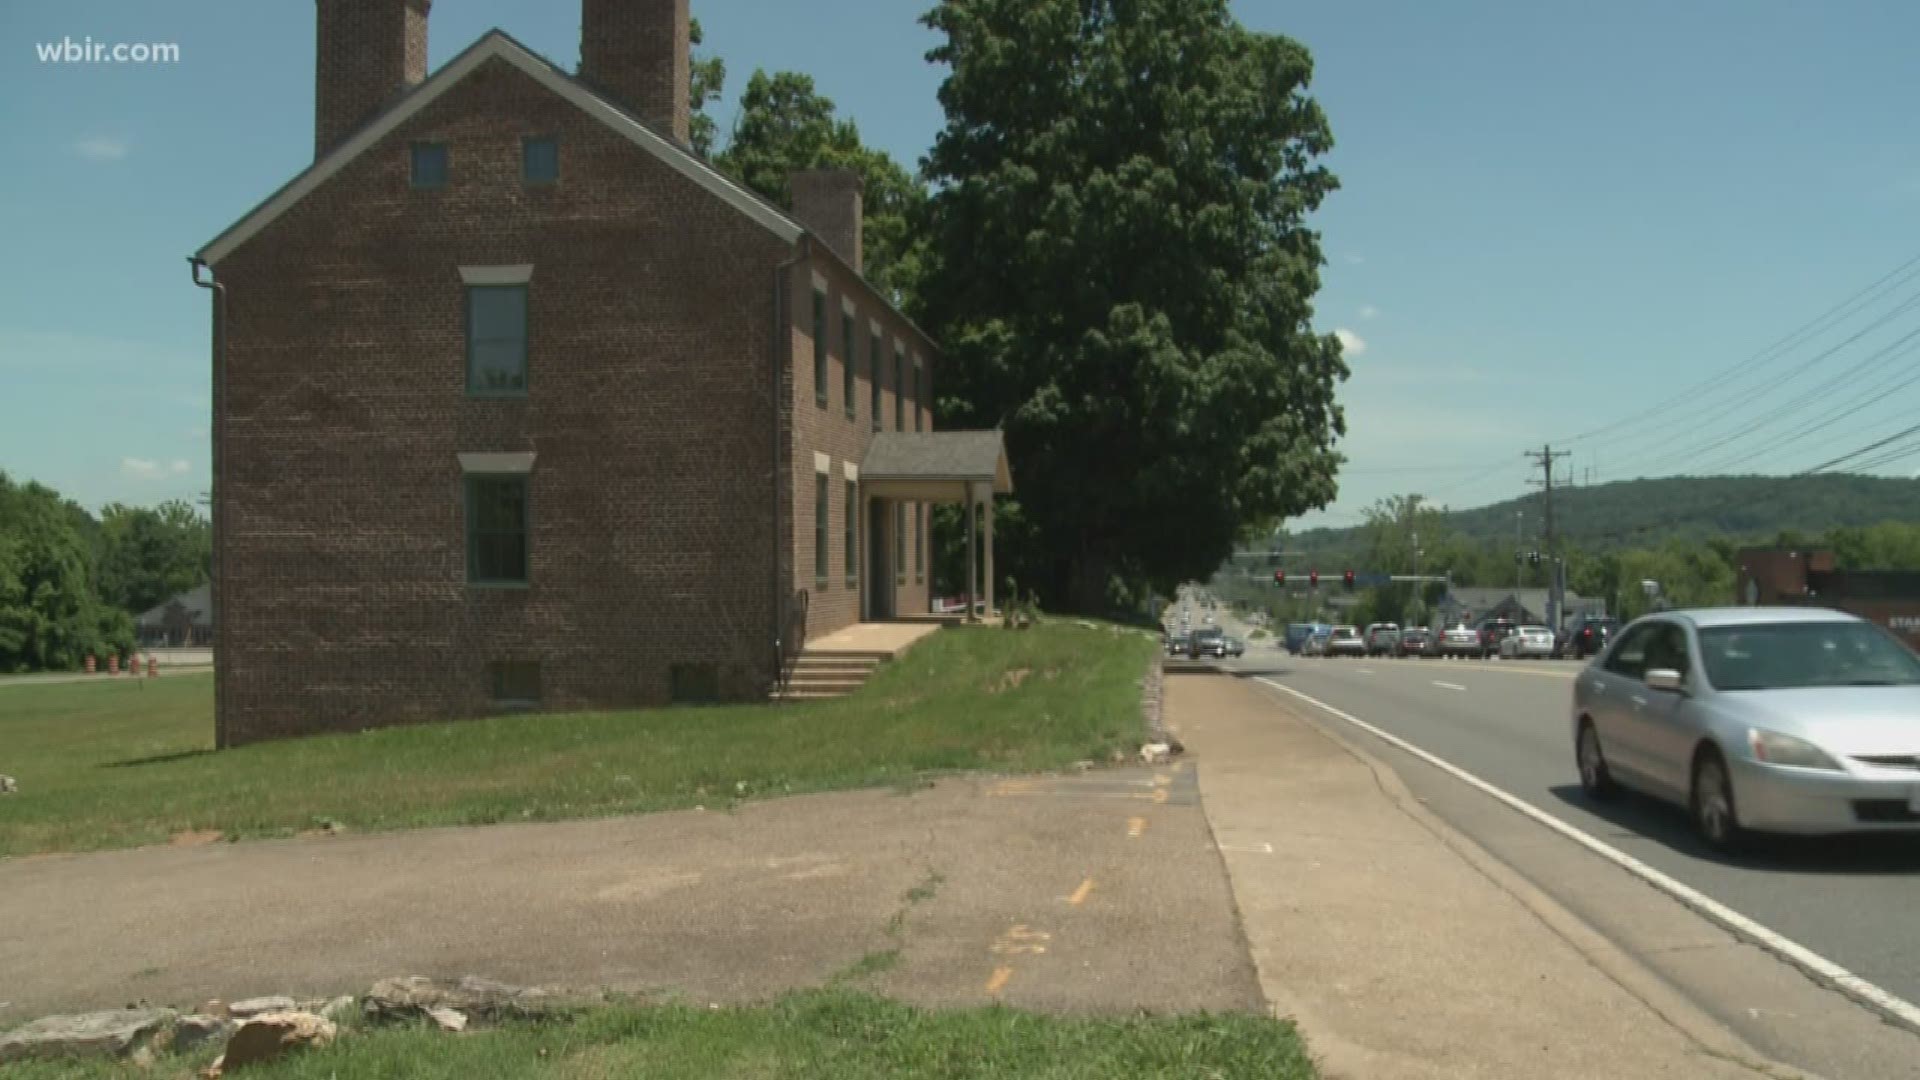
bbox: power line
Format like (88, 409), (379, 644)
(1562, 249), (1920, 446)
(1698, 336), (1920, 473)
(1595, 289), (1920, 476)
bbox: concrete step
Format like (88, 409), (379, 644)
(783, 675), (869, 693)
(789, 655), (881, 671)
(771, 688), (856, 702)
(799, 649), (895, 662)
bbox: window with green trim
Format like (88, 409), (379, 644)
(815, 472), (830, 584)
(812, 289), (828, 408)
(467, 475), (529, 585)
(870, 328), (883, 431)
(913, 357), (924, 432)
(466, 285), (528, 396)
(522, 136), (559, 184)
(410, 142), (448, 188)
(842, 309), (857, 418)
(845, 479), (859, 582)
(894, 345), (906, 431)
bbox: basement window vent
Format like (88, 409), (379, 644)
(670, 663), (721, 705)
(488, 661), (542, 707)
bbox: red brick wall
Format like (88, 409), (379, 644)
(315, 0), (430, 159)
(214, 57), (794, 743)
(788, 255), (938, 640)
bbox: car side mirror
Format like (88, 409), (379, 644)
(1644, 668), (1686, 693)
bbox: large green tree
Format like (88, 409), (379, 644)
(687, 18), (726, 157)
(94, 500), (211, 615)
(0, 474), (132, 671)
(915, 0), (1348, 614)
(714, 70), (929, 301)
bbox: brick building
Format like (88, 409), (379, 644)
(1735, 547), (1920, 652)
(190, 0), (1011, 746)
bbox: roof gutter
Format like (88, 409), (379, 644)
(771, 236), (813, 692)
(188, 256), (228, 750)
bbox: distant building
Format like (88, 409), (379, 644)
(1736, 547), (1920, 651)
(136, 584), (213, 648)
(1431, 587), (1605, 630)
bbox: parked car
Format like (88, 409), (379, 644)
(1165, 633), (1190, 658)
(1398, 627), (1433, 657)
(1500, 624), (1557, 659)
(1477, 618), (1518, 657)
(1567, 618), (1620, 659)
(1302, 629), (1332, 656)
(1572, 607), (1920, 851)
(1365, 623), (1402, 657)
(1439, 623), (1484, 658)
(1326, 625), (1367, 658)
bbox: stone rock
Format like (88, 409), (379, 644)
(221, 1011), (335, 1070)
(0, 1008), (178, 1063)
(1140, 741), (1172, 764)
(317, 996), (356, 1023)
(425, 1006), (468, 1032)
(0, 774), (16, 794)
(227, 995), (296, 1020)
(200, 1000), (229, 1019)
(364, 976), (563, 1025)
(172, 1014), (235, 1053)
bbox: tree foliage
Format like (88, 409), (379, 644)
(94, 500), (211, 615)
(714, 70), (929, 301)
(687, 18), (727, 157)
(0, 474), (136, 672)
(915, 0), (1348, 613)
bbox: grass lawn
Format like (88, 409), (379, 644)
(0, 620), (1155, 857)
(10, 991), (1315, 1079)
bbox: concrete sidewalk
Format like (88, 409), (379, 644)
(1168, 673), (1805, 1080)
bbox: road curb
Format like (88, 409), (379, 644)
(1255, 675), (1920, 1052)
(1246, 677), (1831, 1080)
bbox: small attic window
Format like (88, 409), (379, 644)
(522, 137), (558, 185)
(411, 142), (448, 189)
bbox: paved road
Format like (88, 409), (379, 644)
(1232, 646), (1920, 1004)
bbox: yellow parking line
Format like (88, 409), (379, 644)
(1066, 878), (1095, 906)
(985, 966), (1014, 994)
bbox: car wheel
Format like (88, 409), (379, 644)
(1690, 749), (1748, 854)
(1576, 721), (1617, 800)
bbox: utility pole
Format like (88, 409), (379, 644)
(1526, 443), (1573, 631)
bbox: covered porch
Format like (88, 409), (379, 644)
(859, 430), (1014, 625)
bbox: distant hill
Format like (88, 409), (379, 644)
(1291, 474), (1920, 555)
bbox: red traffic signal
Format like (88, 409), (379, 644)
(1273, 569), (1286, 586)
(1343, 569), (1356, 589)
(1309, 569), (1319, 587)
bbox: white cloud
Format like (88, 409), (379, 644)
(1334, 328), (1367, 357)
(74, 136), (128, 162)
(1358, 305), (1380, 320)
(1343, 254), (1365, 265)
(121, 457), (191, 480)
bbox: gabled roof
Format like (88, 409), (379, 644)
(137, 584), (212, 628)
(861, 431), (1013, 492)
(196, 30), (804, 266)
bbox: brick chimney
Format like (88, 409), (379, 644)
(580, 0), (690, 146)
(314, 0), (432, 160)
(789, 169), (865, 273)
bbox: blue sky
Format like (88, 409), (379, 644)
(4, 1), (1919, 529)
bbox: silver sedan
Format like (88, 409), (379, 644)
(1499, 625), (1556, 659)
(1571, 607), (1920, 851)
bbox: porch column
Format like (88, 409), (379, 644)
(966, 484), (978, 623)
(984, 490), (996, 620)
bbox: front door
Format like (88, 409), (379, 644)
(868, 498), (891, 619)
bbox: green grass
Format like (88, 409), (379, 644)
(0, 621), (1154, 858)
(7, 991), (1315, 1079)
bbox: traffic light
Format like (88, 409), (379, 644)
(1309, 569), (1319, 588)
(1344, 569), (1356, 590)
(1273, 569), (1286, 587)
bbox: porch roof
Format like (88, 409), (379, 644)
(859, 431), (1013, 501)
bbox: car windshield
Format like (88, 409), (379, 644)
(1193, 627), (1223, 640)
(1698, 622), (1920, 691)
(1332, 628), (1358, 639)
